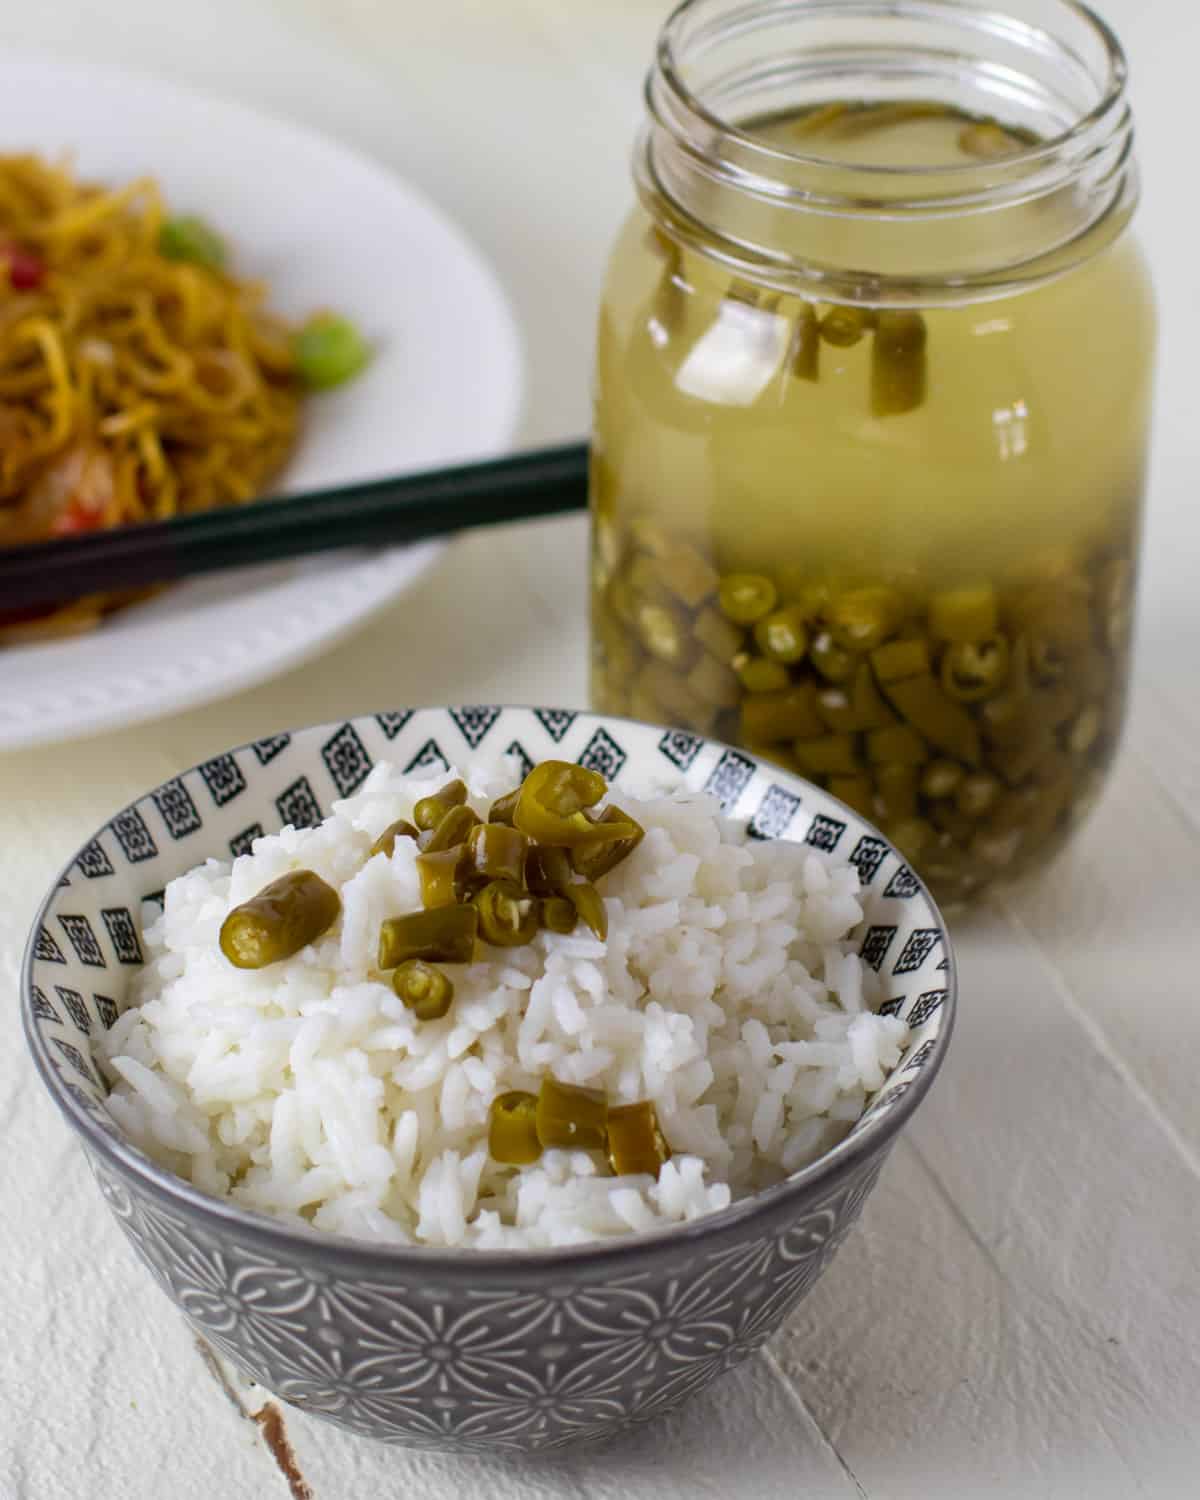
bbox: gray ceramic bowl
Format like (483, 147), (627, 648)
(22, 707), (954, 1453)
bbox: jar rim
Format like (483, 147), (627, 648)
(639, 0), (1140, 298)
(655, 0), (1129, 184)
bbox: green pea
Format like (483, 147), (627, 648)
(158, 215), (227, 271)
(292, 313), (371, 390)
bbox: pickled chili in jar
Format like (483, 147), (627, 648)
(589, 0), (1155, 904)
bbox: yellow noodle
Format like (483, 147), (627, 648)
(0, 154), (305, 640)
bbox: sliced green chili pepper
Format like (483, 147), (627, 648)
(686, 652), (742, 709)
(719, 574), (779, 626)
(850, 661), (896, 730)
(488, 788), (521, 826)
(789, 301), (820, 381)
(888, 817), (934, 862)
(526, 844), (574, 897)
(565, 881), (608, 940)
(754, 605), (810, 664)
(866, 723), (929, 766)
(607, 1100), (671, 1177)
(956, 772), (1002, 820)
(828, 774), (874, 817)
(879, 674), (982, 765)
(920, 760), (964, 800)
(536, 1076), (608, 1150)
(571, 806), (645, 882)
(513, 762), (638, 848)
(870, 637), (930, 682)
(929, 584), (998, 643)
(827, 586), (905, 653)
(465, 822), (528, 886)
(815, 685), (860, 733)
(413, 779), (468, 832)
(871, 311), (927, 418)
(1066, 704), (1102, 755)
(656, 544), (719, 609)
(539, 897), (579, 935)
(629, 514), (673, 558)
(792, 734), (860, 777)
(220, 869), (341, 969)
(635, 661), (716, 734)
(416, 847), (467, 909)
(378, 905), (478, 968)
(740, 682), (823, 743)
(475, 878), (540, 948)
(876, 763), (919, 821)
(489, 1090), (542, 1165)
(636, 600), (696, 668)
(810, 630), (857, 683)
(424, 803), (481, 853)
(369, 819), (419, 859)
(959, 120), (1021, 158)
(392, 959), (454, 1021)
(989, 722), (1056, 785)
(736, 655), (790, 694)
(1097, 558), (1133, 652)
(819, 306), (874, 347)
(941, 636), (1010, 702)
(694, 606), (745, 664)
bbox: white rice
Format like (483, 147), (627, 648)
(95, 757), (909, 1248)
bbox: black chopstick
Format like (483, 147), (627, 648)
(0, 441), (589, 613)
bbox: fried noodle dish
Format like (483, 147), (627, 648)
(0, 153), (368, 643)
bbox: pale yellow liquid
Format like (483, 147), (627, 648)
(595, 117), (1154, 578)
(590, 104), (1156, 901)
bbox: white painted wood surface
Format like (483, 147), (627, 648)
(1, 2), (1196, 1495)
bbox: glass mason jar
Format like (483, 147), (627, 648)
(589, 0), (1155, 904)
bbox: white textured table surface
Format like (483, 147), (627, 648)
(2, 2), (1198, 1496)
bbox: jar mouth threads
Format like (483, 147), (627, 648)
(639, 0), (1138, 299)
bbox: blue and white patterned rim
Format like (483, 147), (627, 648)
(20, 706), (956, 1270)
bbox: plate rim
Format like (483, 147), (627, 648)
(0, 52), (526, 750)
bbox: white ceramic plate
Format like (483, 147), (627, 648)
(0, 56), (524, 750)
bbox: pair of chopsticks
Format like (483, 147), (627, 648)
(0, 441), (590, 612)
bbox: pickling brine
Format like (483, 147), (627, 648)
(590, 1), (1155, 904)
